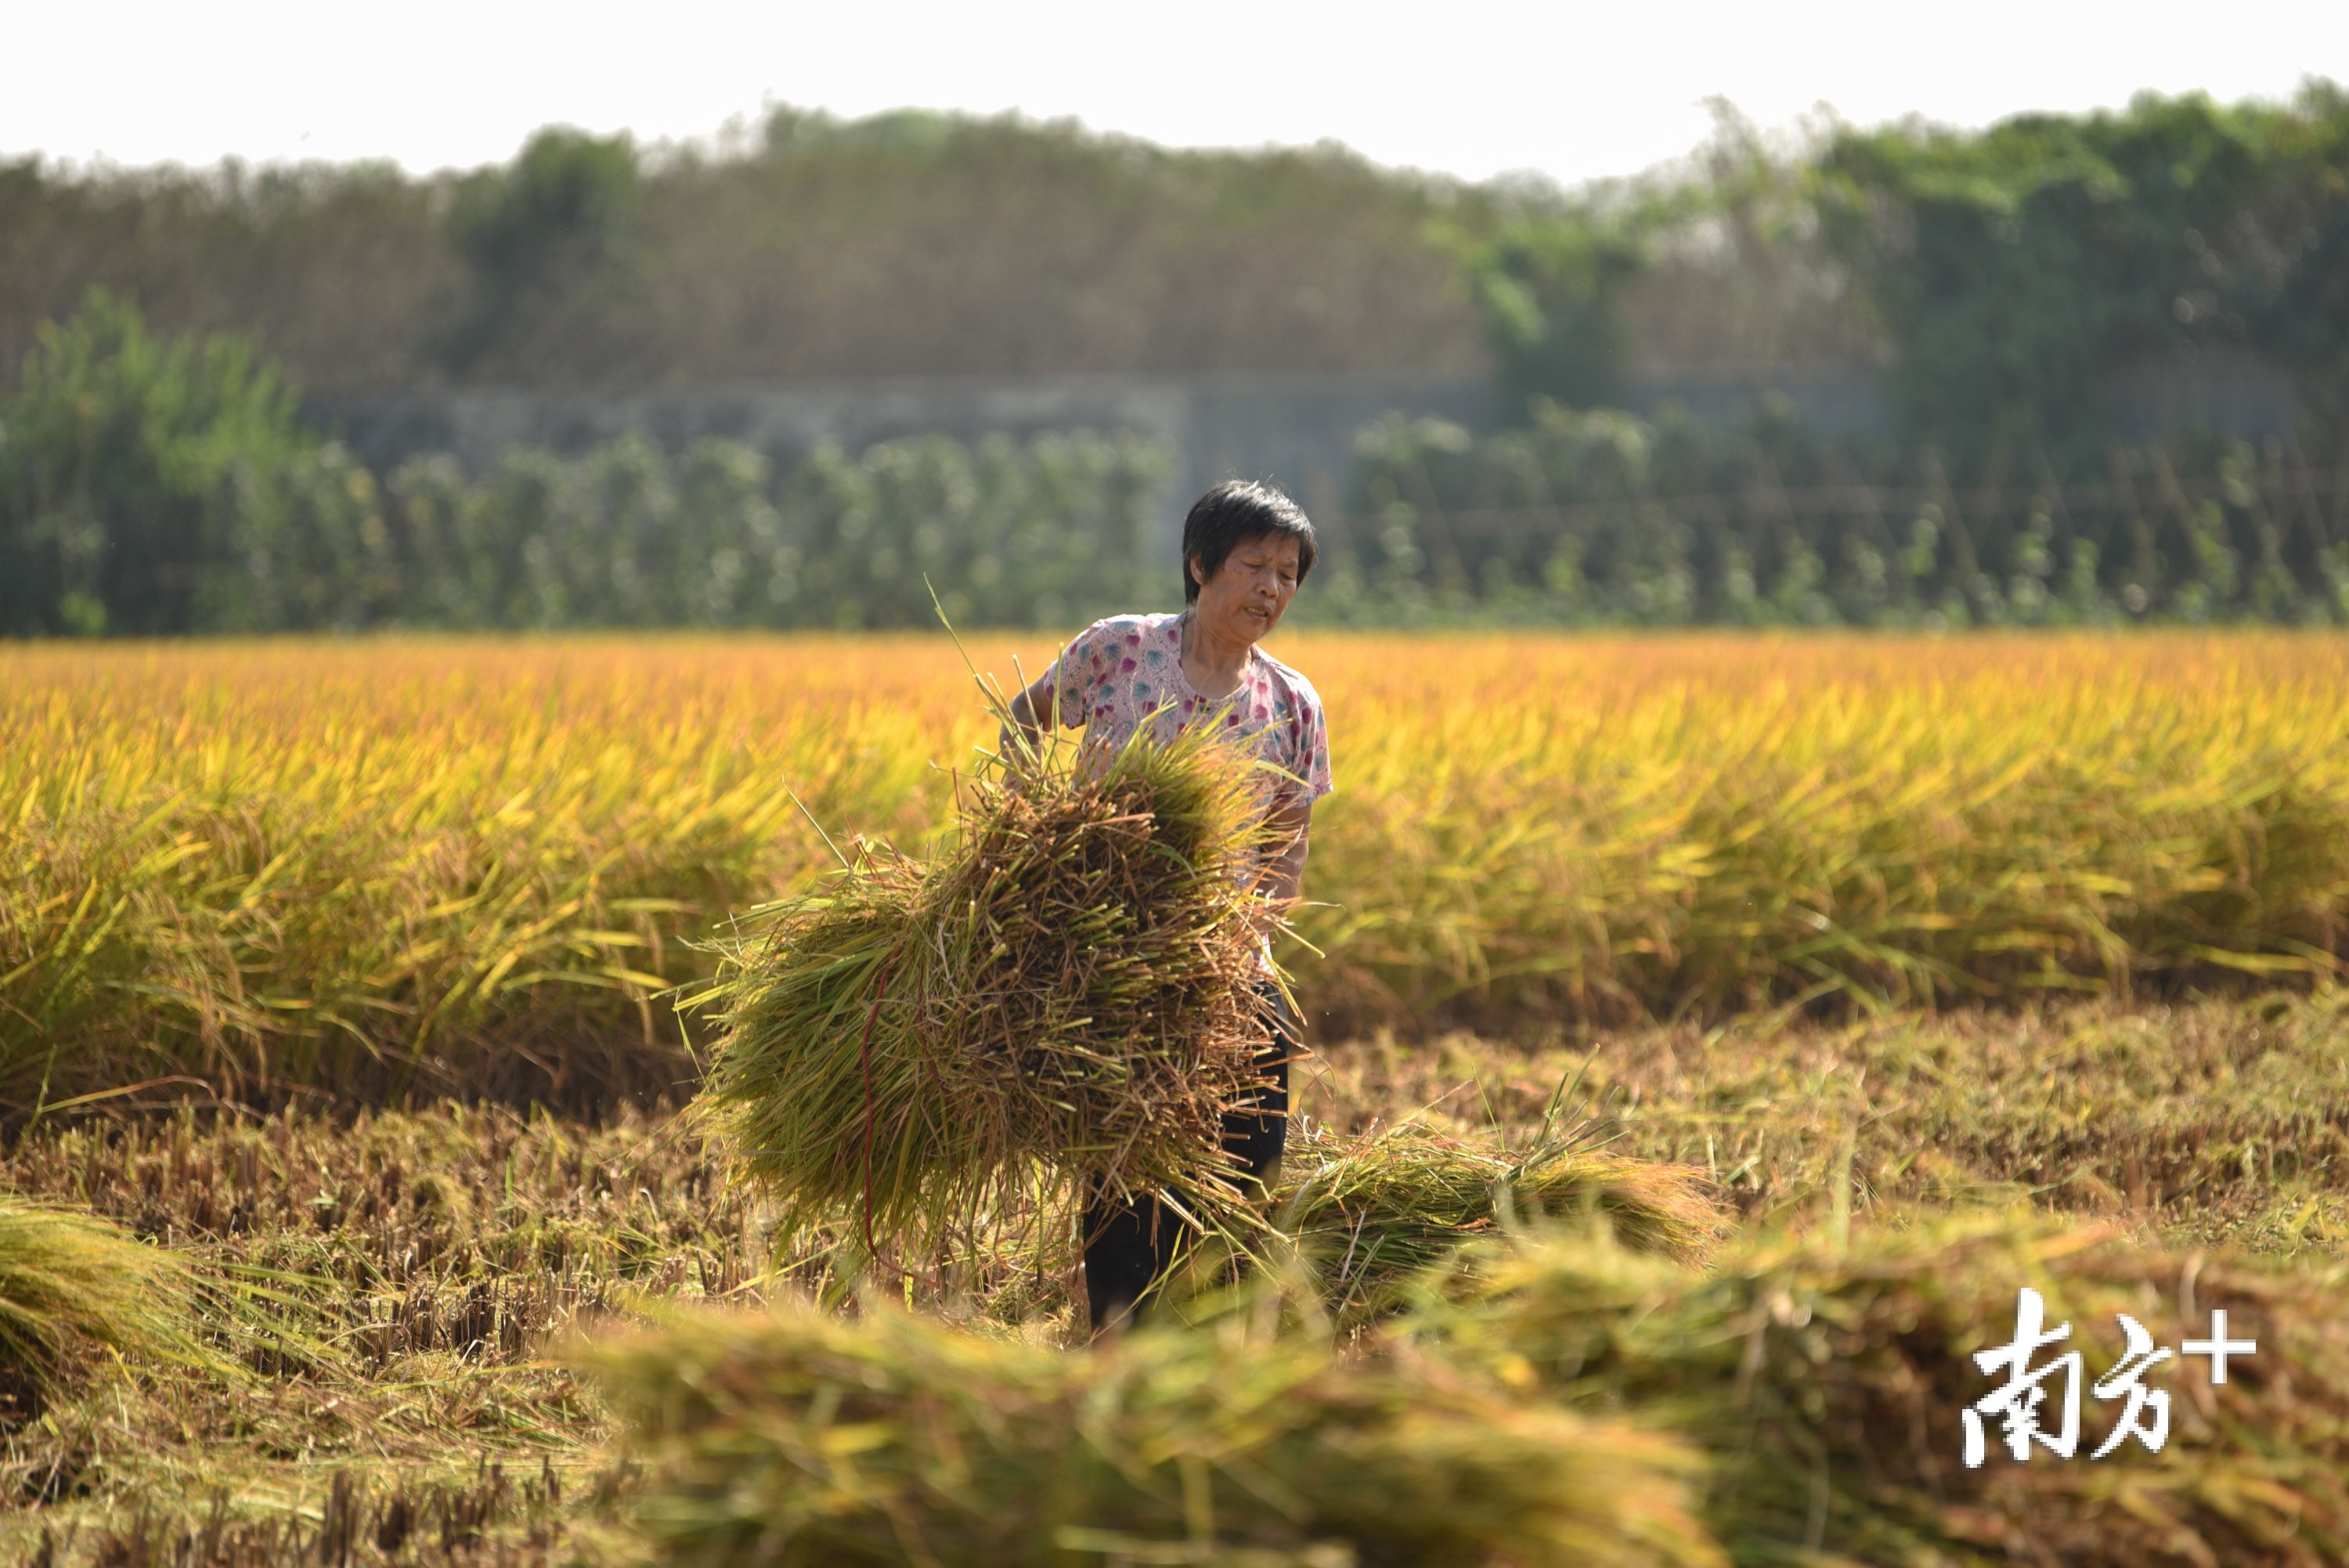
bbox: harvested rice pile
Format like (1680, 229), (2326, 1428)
(586, 1297), (1725, 1568)
(1274, 1124), (1726, 1320)
(695, 725), (1281, 1250)
(1420, 1216), (2349, 1568)
(0, 1200), (217, 1418)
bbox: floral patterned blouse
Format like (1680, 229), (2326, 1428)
(1045, 612), (1334, 813)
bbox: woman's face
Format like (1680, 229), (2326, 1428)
(1190, 531), (1302, 647)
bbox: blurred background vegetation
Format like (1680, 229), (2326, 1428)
(0, 108), (1489, 389)
(4, 86), (2347, 634)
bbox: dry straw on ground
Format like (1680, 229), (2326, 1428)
(1422, 1216), (2349, 1568)
(695, 720), (1282, 1256)
(586, 1296), (1723, 1568)
(1, 1051), (2347, 1564)
(0, 1104), (730, 1555)
(1297, 995), (2349, 1245)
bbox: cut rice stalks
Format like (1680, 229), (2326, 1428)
(0, 1199), (226, 1418)
(1272, 1123), (1727, 1321)
(584, 1293), (1725, 1568)
(693, 719), (1284, 1260)
(1418, 1213), (2349, 1568)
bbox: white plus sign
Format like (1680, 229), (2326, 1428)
(2181, 1309), (2257, 1383)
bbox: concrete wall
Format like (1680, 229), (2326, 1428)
(1615, 358), (2304, 447)
(2108, 351), (2304, 445)
(1622, 365), (1893, 439)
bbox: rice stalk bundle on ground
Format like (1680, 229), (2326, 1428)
(1273, 1123), (1725, 1320)
(0, 1199), (218, 1419)
(1418, 1214), (2349, 1568)
(586, 1296), (1725, 1568)
(695, 723), (1280, 1251)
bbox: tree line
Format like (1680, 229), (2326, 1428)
(1325, 405), (2349, 629)
(0, 294), (1165, 636)
(7, 86), (2345, 468)
(0, 111), (1486, 398)
(1463, 85), (2349, 463)
(9, 294), (2349, 636)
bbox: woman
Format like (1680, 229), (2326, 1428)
(1007, 478), (1332, 1334)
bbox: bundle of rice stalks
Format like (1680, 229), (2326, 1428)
(585, 1296), (1724, 1568)
(1416, 1214), (2349, 1568)
(1273, 1124), (1726, 1321)
(695, 723), (1280, 1251)
(0, 1199), (218, 1418)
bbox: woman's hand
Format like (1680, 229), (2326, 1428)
(1000, 675), (1059, 779)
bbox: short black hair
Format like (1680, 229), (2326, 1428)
(1180, 480), (1319, 605)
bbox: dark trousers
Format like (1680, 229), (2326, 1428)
(1083, 985), (1294, 1333)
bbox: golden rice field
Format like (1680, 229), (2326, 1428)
(9, 632), (2349, 1116)
(4, 630), (2349, 1567)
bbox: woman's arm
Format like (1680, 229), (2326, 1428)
(1260, 798), (1312, 907)
(1001, 669), (1066, 763)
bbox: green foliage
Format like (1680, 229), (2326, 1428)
(0, 288), (324, 636)
(439, 128), (643, 373)
(0, 294), (1171, 635)
(1817, 84), (2349, 456)
(1444, 84), (2349, 449)
(365, 427), (1166, 632)
(1311, 402), (2349, 627)
(1453, 214), (1647, 416)
(0, 155), (453, 402)
(7, 88), (2349, 477)
(4, 111), (1489, 392)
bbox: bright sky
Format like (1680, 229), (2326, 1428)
(11, 1), (2347, 187)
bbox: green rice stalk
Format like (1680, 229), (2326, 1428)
(583, 1295), (1725, 1568)
(1272, 1123), (1726, 1322)
(693, 721), (1282, 1256)
(0, 1199), (223, 1414)
(1416, 1213), (2349, 1568)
